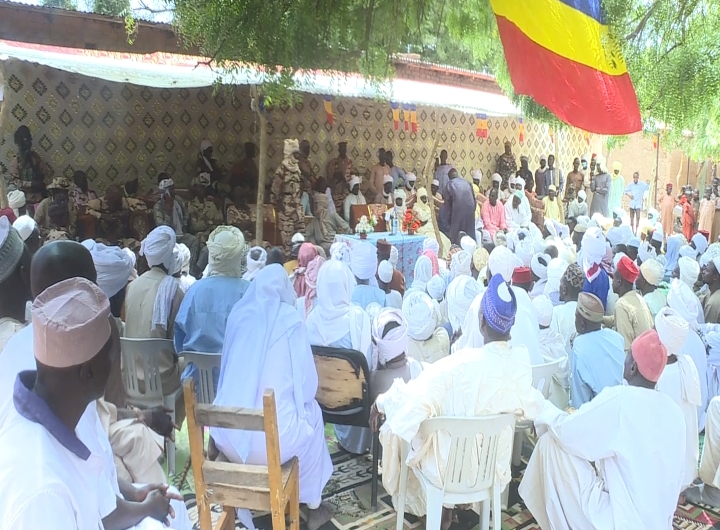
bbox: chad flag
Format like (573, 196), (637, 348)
(490, 0), (641, 135)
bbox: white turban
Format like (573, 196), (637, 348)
(532, 295), (554, 327)
(595, 154), (607, 172)
(88, 243), (134, 298)
(243, 246), (267, 281)
(488, 246), (515, 282)
(460, 235), (477, 254)
(123, 247), (138, 281)
(692, 233), (709, 255)
(402, 290), (440, 341)
(701, 243), (720, 268)
(577, 190), (587, 201)
(543, 258), (569, 296)
(491, 173), (502, 184)
(679, 245), (698, 259)
(638, 241), (657, 263)
(678, 256), (700, 288)
(544, 219), (558, 239)
(389, 245), (399, 266)
(639, 259), (663, 287)
(372, 308), (408, 366)
(171, 244), (183, 275)
(383, 174), (394, 185)
(350, 242), (378, 280)
(178, 243), (191, 275)
(655, 307), (701, 406)
(407, 172), (417, 183)
(349, 176), (361, 188)
(140, 225), (176, 271)
(412, 255), (433, 290)
(207, 225), (245, 278)
(451, 251), (472, 277)
(7, 190), (25, 216)
(426, 275), (445, 301)
(432, 179), (440, 187)
(581, 227), (606, 280)
(515, 239), (534, 268)
(651, 230), (664, 244)
(446, 275), (482, 332)
(330, 241), (351, 264)
(423, 239), (439, 256)
(12, 215), (36, 241)
(378, 260), (394, 283)
(667, 279), (699, 327)
(531, 253), (550, 280)
(472, 169), (483, 182)
(292, 233), (305, 244)
(158, 178), (174, 194)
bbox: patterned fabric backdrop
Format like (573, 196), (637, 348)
(1, 59), (591, 193)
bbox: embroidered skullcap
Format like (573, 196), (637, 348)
(372, 308), (408, 365)
(488, 245), (515, 282)
(32, 277), (111, 368)
(426, 275), (445, 301)
(531, 253), (550, 280)
(548, 184), (557, 192)
(460, 235), (477, 254)
(577, 292), (604, 323)
(12, 215), (36, 242)
(692, 232), (709, 255)
(639, 259), (663, 287)
(349, 176), (361, 188)
(89, 242), (134, 298)
(581, 227), (606, 281)
(667, 279), (699, 326)
(140, 225), (176, 271)
(679, 245), (697, 259)
(678, 256), (700, 288)
(472, 247), (489, 273)
(491, 173), (502, 184)
(532, 294), (554, 327)
(512, 267), (532, 284)
(574, 223), (587, 234)
(292, 233), (305, 244)
(407, 172), (417, 182)
(616, 255), (639, 283)
(631, 330), (667, 383)
(564, 263), (585, 290)
(0, 217), (24, 284)
(481, 274), (517, 334)
(378, 260), (394, 284)
(577, 190), (587, 200)
(383, 174), (393, 185)
(350, 241), (378, 280)
(402, 290), (439, 341)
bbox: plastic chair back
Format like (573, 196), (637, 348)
(180, 351), (222, 404)
(531, 357), (565, 399)
(418, 414), (516, 496)
(121, 337), (174, 406)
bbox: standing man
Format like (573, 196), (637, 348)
(544, 155), (564, 197)
(271, 138), (305, 255)
(298, 139), (316, 187)
(624, 171), (649, 234)
(589, 155), (611, 217)
(386, 150), (405, 190)
(542, 186), (564, 224)
(535, 156), (548, 198)
(370, 148), (391, 201)
(443, 168), (476, 244)
(701, 256), (720, 324)
(496, 140), (518, 186)
(682, 188), (696, 241)
(326, 141), (354, 187)
(566, 157), (584, 203)
(9, 125), (51, 211)
(609, 162), (625, 213)
(434, 149), (453, 194)
(517, 155), (534, 192)
(660, 183), (679, 239)
(699, 186), (715, 234)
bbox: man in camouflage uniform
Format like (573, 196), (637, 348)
(189, 172), (224, 272)
(86, 184), (145, 252)
(33, 177), (76, 241)
(495, 140), (518, 187)
(326, 141), (354, 186)
(271, 138), (304, 256)
(298, 139), (316, 187)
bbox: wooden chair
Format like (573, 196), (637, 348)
(184, 380), (300, 530)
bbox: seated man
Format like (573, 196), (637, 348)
(637, 258), (666, 317)
(175, 226), (250, 398)
(520, 330), (686, 530)
(413, 188), (451, 258)
(0, 219), (31, 352)
(372, 274), (544, 518)
(402, 289), (450, 364)
(612, 256), (654, 352)
(33, 177), (77, 241)
(571, 293), (625, 408)
(153, 176), (200, 276)
(188, 173), (224, 272)
(212, 264), (334, 530)
(9, 125), (50, 210)
(306, 193), (350, 255)
(343, 176), (367, 221)
(86, 185), (139, 250)
(350, 241), (386, 309)
(69, 169), (98, 210)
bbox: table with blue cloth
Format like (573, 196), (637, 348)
(333, 232), (427, 281)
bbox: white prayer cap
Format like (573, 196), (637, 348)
(432, 179), (440, 187)
(655, 307), (689, 356)
(407, 172), (417, 182)
(543, 258), (569, 295)
(460, 235), (477, 254)
(446, 275), (482, 331)
(450, 250), (472, 277)
(7, 190), (25, 213)
(291, 233), (305, 244)
(89, 242), (134, 298)
(472, 169), (483, 182)
(627, 236), (640, 248)
(612, 207), (624, 219)
(532, 295), (554, 327)
(389, 245), (399, 266)
(140, 225), (176, 271)
(639, 259), (663, 287)
(12, 215), (36, 242)
(349, 176), (361, 188)
(243, 246), (267, 281)
(577, 190), (587, 200)
(402, 290), (439, 341)
(488, 246), (515, 282)
(423, 238), (439, 255)
(0, 217), (24, 284)
(679, 245), (697, 259)
(651, 230), (664, 243)
(531, 253), (550, 280)
(667, 279), (698, 326)
(350, 241), (378, 280)
(207, 225), (245, 278)
(638, 241), (656, 263)
(372, 308), (408, 365)
(383, 174), (393, 185)
(32, 277), (111, 368)
(426, 275), (445, 301)
(491, 173), (502, 184)
(678, 256), (700, 288)
(377, 260), (394, 284)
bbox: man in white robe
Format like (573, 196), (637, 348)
(403, 289), (450, 364)
(533, 295), (568, 408)
(372, 273), (545, 517)
(212, 264), (334, 530)
(655, 308), (702, 490)
(549, 263), (584, 357)
(529, 252), (550, 299)
(343, 175), (366, 222)
(689, 396), (720, 505)
(520, 329), (686, 530)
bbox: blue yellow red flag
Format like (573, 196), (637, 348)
(489, 0), (641, 135)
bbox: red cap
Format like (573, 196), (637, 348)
(666, 183), (673, 188)
(616, 256), (639, 284)
(631, 330), (667, 383)
(512, 266), (532, 284)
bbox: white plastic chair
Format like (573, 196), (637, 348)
(511, 357), (565, 466)
(178, 351), (222, 404)
(120, 337), (183, 475)
(395, 414), (516, 530)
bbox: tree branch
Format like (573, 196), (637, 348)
(134, 0), (173, 14)
(625, 0), (660, 41)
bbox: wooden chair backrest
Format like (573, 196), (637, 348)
(311, 346), (368, 411)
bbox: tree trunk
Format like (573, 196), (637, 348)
(422, 111), (443, 257)
(254, 91), (268, 242)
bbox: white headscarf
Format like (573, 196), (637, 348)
(531, 294), (554, 327)
(411, 255), (433, 291)
(655, 307), (701, 406)
(667, 279), (699, 328)
(330, 241), (351, 264)
(678, 256), (700, 288)
(423, 239), (440, 256)
(305, 260), (371, 356)
(543, 258), (568, 296)
(140, 225), (176, 271)
(389, 245), (399, 267)
(488, 246), (515, 282)
(450, 250), (472, 277)
(372, 308), (409, 367)
(178, 243), (191, 275)
(350, 241), (378, 281)
(679, 245), (697, 259)
(243, 246), (267, 281)
(402, 290), (440, 341)
(200, 138), (213, 172)
(460, 236), (477, 254)
(692, 233), (709, 255)
(530, 253), (550, 280)
(89, 242), (134, 298)
(212, 265), (306, 464)
(426, 275), (445, 301)
(207, 226), (245, 278)
(701, 243), (720, 268)
(123, 247), (138, 281)
(446, 275), (482, 331)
